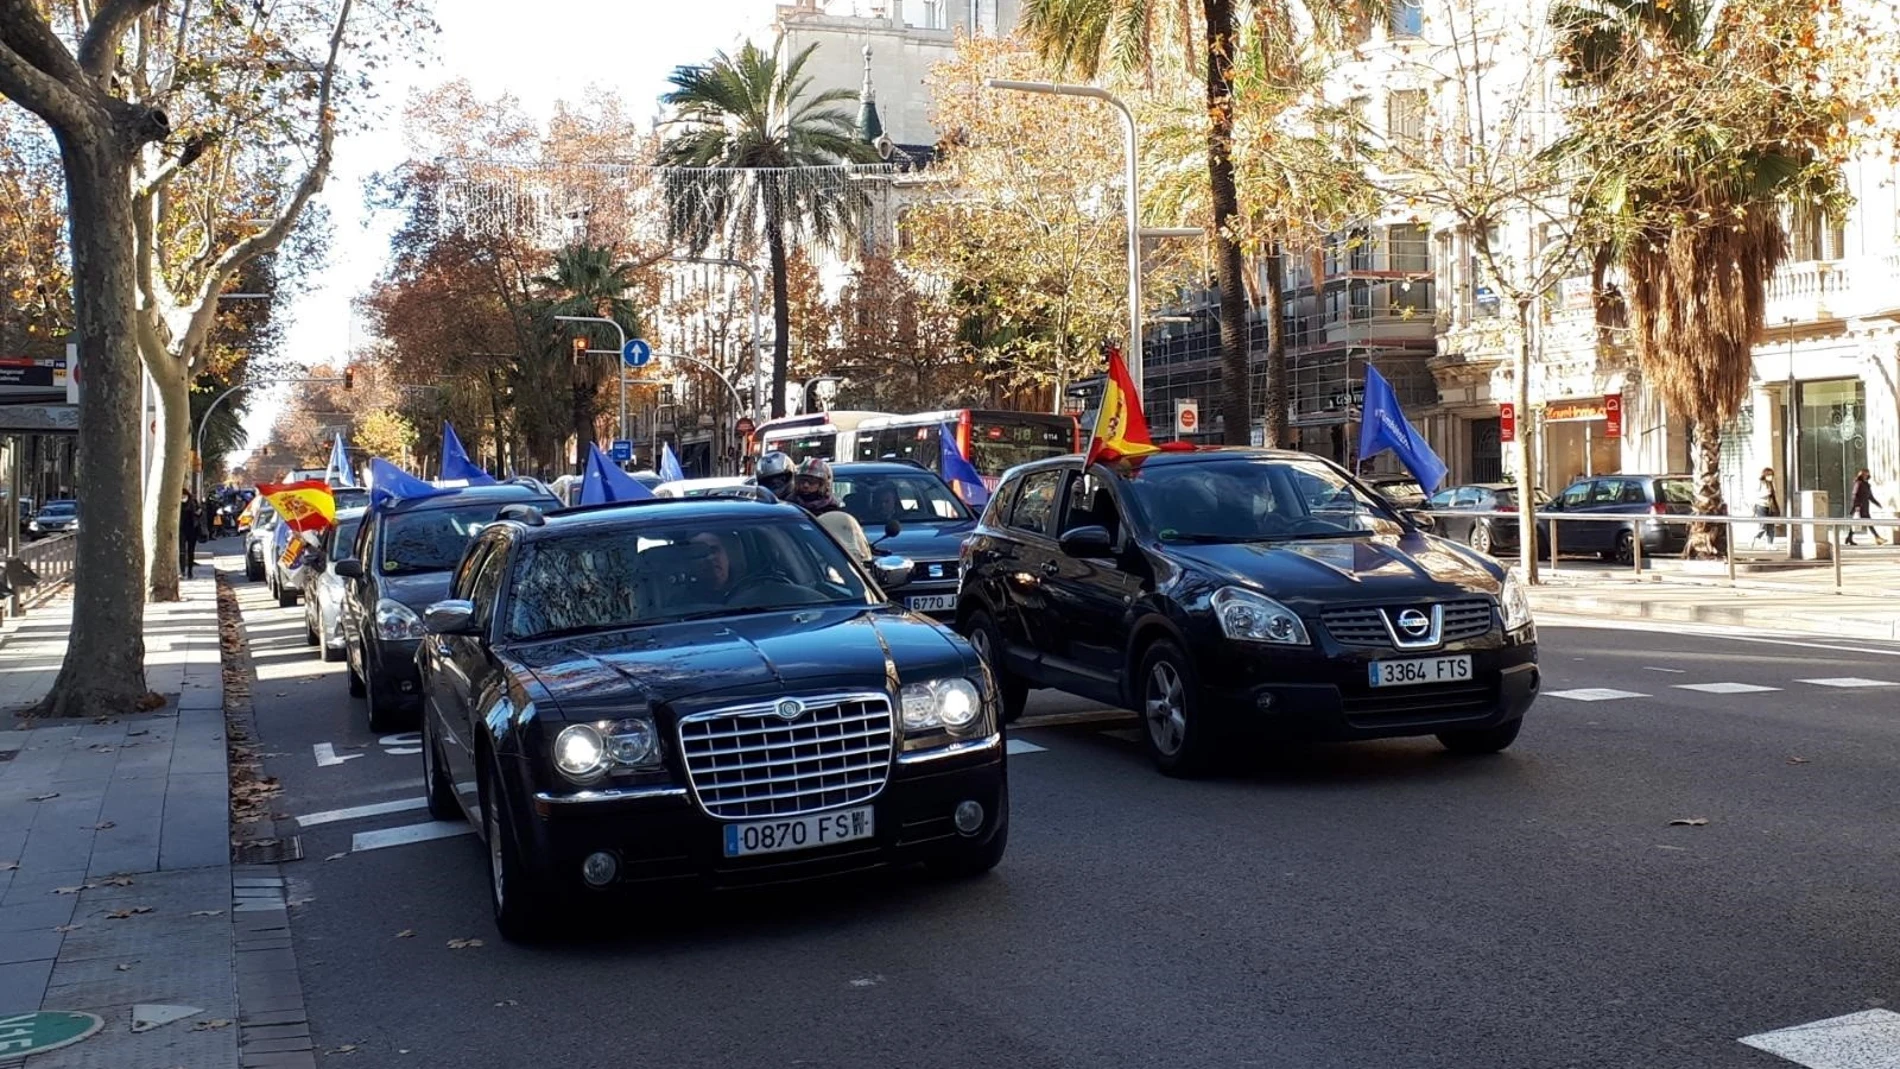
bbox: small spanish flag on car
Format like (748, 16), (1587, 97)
(256, 480), (336, 534)
(1085, 344), (1194, 463)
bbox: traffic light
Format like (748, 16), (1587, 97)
(343, 368), (354, 390)
(572, 336), (587, 364)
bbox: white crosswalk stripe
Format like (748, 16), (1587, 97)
(1547, 687), (1649, 702)
(1674, 682), (1781, 694)
(1798, 677), (1898, 688)
(1740, 1008), (1900, 1068)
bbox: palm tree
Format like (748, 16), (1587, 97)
(537, 244), (642, 469)
(1021, 0), (1378, 447)
(659, 42), (875, 418)
(1551, 0), (1847, 557)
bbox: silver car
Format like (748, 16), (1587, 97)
(303, 507), (366, 662)
(270, 487), (370, 607)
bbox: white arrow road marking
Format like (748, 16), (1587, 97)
(1546, 687), (1649, 702)
(1740, 1009), (1900, 1067)
(351, 821), (475, 853)
(297, 797), (428, 827)
(313, 743), (362, 767)
(379, 731), (422, 756)
(1004, 738), (1047, 754)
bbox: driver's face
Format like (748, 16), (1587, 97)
(690, 533), (732, 587)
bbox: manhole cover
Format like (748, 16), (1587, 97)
(0, 1011), (104, 1055)
(230, 836), (303, 864)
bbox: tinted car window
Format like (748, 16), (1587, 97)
(1125, 457), (1398, 543)
(1427, 489), (1457, 508)
(1451, 487), (1483, 508)
(1559, 483), (1591, 508)
(1008, 470), (1064, 535)
(469, 543), (509, 627)
(834, 471), (970, 525)
(39, 503), (76, 518)
(379, 503), (517, 576)
(327, 516), (365, 561)
(1061, 473), (1123, 541)
(504, 517), (873, 641)
(333, 488), (370, 511)
(1657, 479), (1694, 505)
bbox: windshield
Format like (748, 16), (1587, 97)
(969, 418), (1072, 477)
(332, 488), (369, 511)
(505, 516), (873, 641)
(834, 470), (971, 525)
(1123, 457), (1401, 543)
(1657, 479), (1694, 505)
(378, 502), (523, 575)
(329, 517), (365, 560)
(39, 503), (75, 517)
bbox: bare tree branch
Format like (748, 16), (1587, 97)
(0, 10), (91, 132)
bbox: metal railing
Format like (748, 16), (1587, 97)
(4, 532), (76, 618)
(1417, 508), (1899, 595)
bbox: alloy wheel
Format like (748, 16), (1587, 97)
(970, 626), (993, 665)
(1470, 524), (1491, 554)
(1144, 660), (1187, 757)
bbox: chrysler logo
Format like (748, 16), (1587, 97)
(774, 699), (804, 721)
(1395, 609), (1432, 637)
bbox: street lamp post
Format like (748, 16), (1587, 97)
(669, 257), (766, 423)
(194, 375), (343, 501)
(553, 315), (628, 446)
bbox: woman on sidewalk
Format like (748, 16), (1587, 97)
(1846, 469), (1885, 546)
(1752, 467), (1780, 545)
(179, 490), (203, 578)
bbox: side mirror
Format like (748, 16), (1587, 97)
(883, 518), (902, 540)
(423, 599), (479, 636)
(872, 555), (913, 590)
(1058, 525), (1114, 558)
(334, 559), (364, 581)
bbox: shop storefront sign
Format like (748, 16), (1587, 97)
(1544, 398), (1607, 422)
(1604, 393), (1623, 439)
(1500, 403), (1516, 443)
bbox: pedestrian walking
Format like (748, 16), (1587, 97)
(1751, 467), (1780, 545)
(1846, 469), (1885, 545)
(179, 490), (203, 578)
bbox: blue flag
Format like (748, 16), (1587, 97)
(440, 423), (495, 485)
(938, 424), (991, 507)
(366, 457), (454, 512)
(659, 442), (685, 484)
(579, 442), (655, 505)
(325, 434), (351, 486)
(1357, 365), (1448, 493)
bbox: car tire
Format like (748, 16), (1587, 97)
(1137, 639), (1216, 778)
(1437, 717), (1523, 755)
(1613, 530), (1635, 566)
(321, 640), (344, 664)
(962, 611), (1027, 724)
(926, 813), (1008, 880)
(365, 675), (401, 733)
(277, 581), (298, 609)
(346, 641), (367, 698)
(1468, 523), (1492, 555)
(303, 616), (319, 646)
(421, 714), (461, 822)
(245, 554), (263, 582)
(482, 764), (550, 943)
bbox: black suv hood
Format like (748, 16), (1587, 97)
(1167, 534), (1501, 607)
(872, 519), (975, 561)
(510, 606), (971, 720)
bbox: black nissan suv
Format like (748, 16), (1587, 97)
(956, 448), (1540, 776)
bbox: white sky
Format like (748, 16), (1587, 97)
(240, 0), (791, 463)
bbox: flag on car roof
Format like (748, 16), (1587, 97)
(324, 434), (351, 486)
(256, 480), (336, 533)
(440, 422), (495, 485)
(659, 442), (686, 484)
(938, 424), (990, 507)
(1357, 364), (1448, 493)
(1085, 343), (1192, 464)
(580, 442), (655, 505)
(366, 457), (454, 511)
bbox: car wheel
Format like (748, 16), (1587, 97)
(1138, 640), (1216, 777)
(1613, 530), (1635, 566)
(303, 615), (319, 647)
(421, 714), (461, 822)
(1437, 717), (1523, 755)
(346, 639), (367, 698)
(365, 675), (401, 734)
(482, 765), (549, 942)
(1468, 523), (1492, 555)
(320, 638), (344, 664)
(962, 611), (1027, 724)
(245, 552), (263, 582)
(277, 580), (298, 609)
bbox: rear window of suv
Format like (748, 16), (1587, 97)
(1656, 479), (1694, 505)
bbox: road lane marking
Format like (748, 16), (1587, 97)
(1674, 682), (1781, 694)
(1799, 677), (1898, 688)
(1739, 1008), (1900, 1067)
(1004, 739), (1047, 754)
(351, 821), (474, 852)
(1538, 616), (1900, 657)
(297, 797), (428, 827)
(1643, 667), (1687, 674)
(1546, 688), (1649, 702)
(379, 732), (422, 756)
(313, 743), (362, 767)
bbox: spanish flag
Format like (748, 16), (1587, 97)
(256, 480), (336, 534)
(1087, 345), (1195, 463)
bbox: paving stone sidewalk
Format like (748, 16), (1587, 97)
(0, 575), (239, 1068)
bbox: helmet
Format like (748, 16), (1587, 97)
(793, 457), (834, 505)
(755, 451), (796, 501)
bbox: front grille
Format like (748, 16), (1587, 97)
(910, 559), (960, 584)
(1322, 599), (1496, 648)
(677, 694), (894, 820)
(1341, 681), (1498, 726)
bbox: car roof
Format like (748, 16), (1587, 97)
(380, 483), (558, 515)
(1007, 447), (1333, 479)
(334, 506), (368, 520)
(832, 461), (939, 476)
(522, 497), (805, 537)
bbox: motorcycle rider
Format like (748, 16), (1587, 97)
(790, 457), (873, 562)
(753, 450), (797, 502)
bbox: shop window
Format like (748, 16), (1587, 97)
(1388, 0), (1424, 37)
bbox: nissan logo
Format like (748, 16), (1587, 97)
(1395, 609), (1431, 637)
(775, 699), (805, 721)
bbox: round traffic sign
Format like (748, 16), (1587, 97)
(1180, 406), (1198, 431)
(0, 1012), (105, 1056)
(736, 417), (756, 436)
(621, 339), (653, 368)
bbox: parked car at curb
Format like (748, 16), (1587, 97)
(1538, 474), (1693, 564)
(337, 482), (561, 732)
(244, 499), (278, 581)
(1426, 482), (1549, 557)
(303, 507), (367, 662)
(1358, 473), (1436, 533)
(26, 499), (77, 539)
(832, 461), (977, 621)
(957, 448), (1540, 776)
(414, 496), (1007, 941)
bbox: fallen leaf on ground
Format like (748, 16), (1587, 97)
(446, 938), (484, 949)
(0, 861), (17, 871)
(189, 910), (223, 917)
(127, 729), (149, 737)
(324, 852), (347, 862)
(1788, 756), (1811, 764)
(493, 1000), (517, 1007)
(105, 906), (155, 919)
(30, 793), (59, 801)
(88, 821), (116, 830)
(395, 929), (415, 938)
(52, 885), (86, 895)
(273, 692), (287, 698)
(190, 1019), (232, 1031)
(101, 876), (134, 887)
(1668, 818), (1710, 827)
(326, 1044), (358, 1055)
(115, 963), (132, 972)
(53, 924), (81, 933)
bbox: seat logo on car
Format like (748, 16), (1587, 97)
(775, 699), (805, 721)
(1395, 609), (1432, 637)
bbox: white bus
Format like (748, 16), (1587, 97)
(753, 411), (892, 465)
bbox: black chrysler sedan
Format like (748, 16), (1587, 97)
(414, 497), (1008, 940)
(336, 482), (560, 731)
(957, 449), (1539, 776)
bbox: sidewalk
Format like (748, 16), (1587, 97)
(0, 576), (238, 1067)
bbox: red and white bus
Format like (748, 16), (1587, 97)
(753, 411), (892, 466)
(851, 409), (1080, 489)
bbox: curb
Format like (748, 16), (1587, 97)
(1527, 589), (1900, 642)
(215, 572), (318, 1069)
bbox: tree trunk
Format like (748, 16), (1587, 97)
(1262, 239), (1288, 447)
(1687, 420), (1727, 560)
(1203, 0), (1252, 446)
(766, 209), (791, 420)
(35, 131), (152, 716)
(1514, 299), (1540, 584)
(141, 353), (190, 601)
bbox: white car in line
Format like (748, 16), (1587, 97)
(653, 476), (751, 499)
(302, 507), (367, 662)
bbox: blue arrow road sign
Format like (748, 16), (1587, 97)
(621, 338), (653, 368)
(610, 439), (633, 463)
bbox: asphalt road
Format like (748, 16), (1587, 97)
(221, 553), (1900, 1069)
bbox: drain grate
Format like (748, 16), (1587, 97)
(230, 836), (303, 864)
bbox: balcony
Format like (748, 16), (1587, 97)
(1767, 255), (1900, 326)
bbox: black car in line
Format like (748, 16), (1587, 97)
(1538, 474), (1694, 563)
(832, 461), (979, 621)
(337, 482), (561, 731)
(414, 496), (1009, 940)
(1425, 482), (1549, 557)
(957, 448), (1540, 776)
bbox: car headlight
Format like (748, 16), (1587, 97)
(1211, 586), (1310, 645)
(900, 677), (986, 740)
(553, 724), (608, 783)
(1499, 573), (1533, 632)
(373, 599), (427, 641)
(551, 718), (661, 785)
(27, 521), (40, 532)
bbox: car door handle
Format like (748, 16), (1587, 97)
(1038, 560), (1060, 577)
